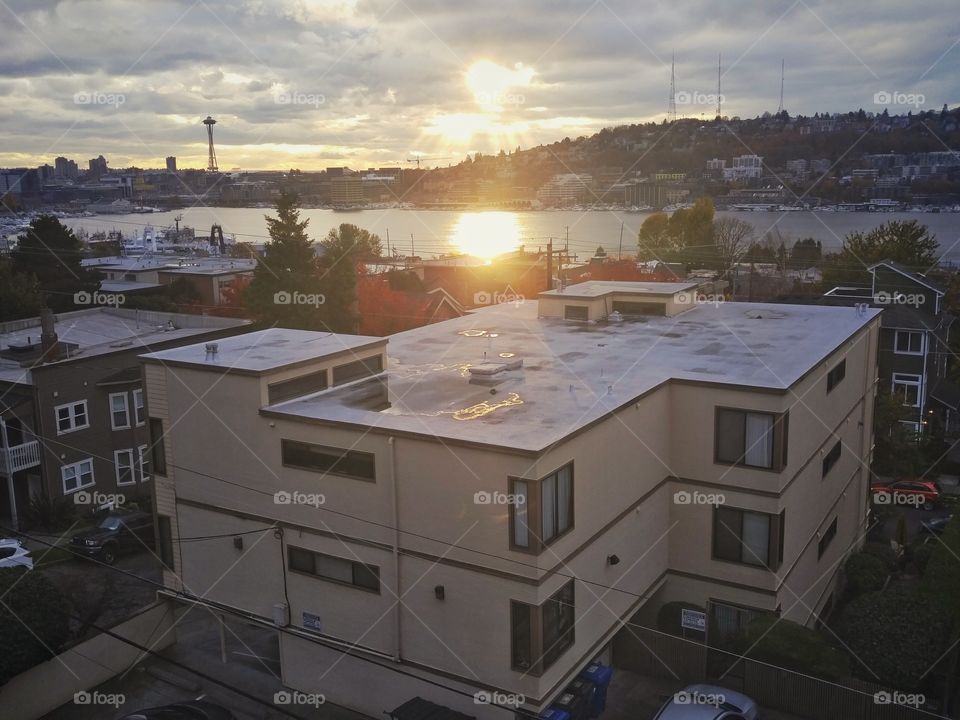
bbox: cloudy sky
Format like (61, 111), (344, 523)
(1, 0), (958, 171)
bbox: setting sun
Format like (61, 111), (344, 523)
(466, 60), (534, 110)
(449, 211), (523, 259)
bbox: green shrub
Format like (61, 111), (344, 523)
(21, 492), (76, 532)
(859, 542), (898, 570)
(837, 587), (949, 689)
(908, 543), (934, 576)
(0, 568), (70, 684)
(921, 515), (960, 617)
(844, 552), (888, 598)
(656, 601), (706, 636)
(732, 615), (850, 681)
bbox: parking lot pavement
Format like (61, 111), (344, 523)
(42, 605), (374, 720)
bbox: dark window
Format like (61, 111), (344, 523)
(149, 418), (167, 476)
(822, 441), (841, 478)
(287, 546), (380, 592)
(510, 464), (573, 553)
(611, 300), (666, 316)
(713, 505), (783, 569)
(281, 440), (376, 481)
(157, 515), (174, 569)
(818, 517), (838, 559)
(510, 581), (575, 674)
(268, 369), (328, 404)
(826, 359), (846, 393)
(333, 355), (383, 385)
(715, 408), (788, 470)
(564, 305), (589, 321)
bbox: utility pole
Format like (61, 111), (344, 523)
(546, 239), (553, 290)
(618, 222), (624, 260)
(386, 228), (391, 259)
(410, 233), (415, 257)
(667, 51), (677, 122)
(716, 53), (722, 120)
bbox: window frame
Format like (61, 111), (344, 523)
(61, 458), (95, 494)
(509, 463), (574, 554)
(157, 515), (174, 569)
(818, 517), (838, 559)
(712, 504), (784, 570)
(137, 444), (151, 482)
(891, 373), (922, 408)
(822, 440), (842, 479)
(281, 439), (376, 482)
(149, 418), (167, 476)
(893, 330), (924, 356)
(826, 359), (846, 393)
(563, 305), (589, 321)
(109, 392), (131, 430)
(714, 407), (789, 472)
(132, 388), (145, 426)
(55, 400), (89, 435)
(115, 448), (136, 486)
(286, 545), (381, 593)
(510, 580), (575, 675)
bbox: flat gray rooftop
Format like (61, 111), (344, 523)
(142, 328), (385, 374)
(0, 309), (249, 385)
(539, 280), (698, 298)
(266, 300), (881, 452)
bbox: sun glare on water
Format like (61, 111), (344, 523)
(450, 212), (523, 259)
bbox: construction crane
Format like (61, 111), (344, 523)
(406, 156), (450, 169)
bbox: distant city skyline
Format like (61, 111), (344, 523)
(1, 0), (958, 171)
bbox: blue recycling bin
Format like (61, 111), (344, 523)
(540, 709), (571, 720)
(579, 663), (613, 716)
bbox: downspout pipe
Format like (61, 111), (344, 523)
(389, 436), (402, 662)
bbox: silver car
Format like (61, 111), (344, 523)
(0, 538), (34, 570)
(653, 684), (760, 720)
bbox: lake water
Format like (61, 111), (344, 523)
(63, 207), (960, 262)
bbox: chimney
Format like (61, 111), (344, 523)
(40, 308), (60, 362)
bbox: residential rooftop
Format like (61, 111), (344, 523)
(538, 280), (698, 298)
(144, 293), (882, 453)
(82, 255), (257, 276)
(0, 308), (250, 385)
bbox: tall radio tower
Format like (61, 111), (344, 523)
(667, 52), (677, 123)
(777, 59), (785, 114)
(203, 116), (218, 172)
(716, 53), (722, 120)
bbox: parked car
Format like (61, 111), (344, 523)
(921, 514), (953, 535)
(653, 685), (759, 720)
(69, 509), (154, 564)
(870, 479), (942, 511)
(0, 537), (33, 570)
(120, 700), (235, 720)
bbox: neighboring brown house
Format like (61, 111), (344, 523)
(0, 307), (250, 528)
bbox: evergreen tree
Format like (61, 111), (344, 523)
(11, 215), (99, 312)
(822, 220), (938, 288)
(242, 194), (326, 330)
(0, 256), (43, 321)
(319, 224), (383, 334)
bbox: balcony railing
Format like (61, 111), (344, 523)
(0, 439), (41, 476)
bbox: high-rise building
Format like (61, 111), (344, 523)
(166, 156), (177, 173)
(54, 156), (79, 179)
(88, 155), (108, 179)
(330, 174), (364, 205)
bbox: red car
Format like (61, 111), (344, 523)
(870, 479), (942, 510)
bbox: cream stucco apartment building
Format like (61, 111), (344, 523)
(141, 281), (880, 718)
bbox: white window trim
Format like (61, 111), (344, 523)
(892, 373), (922, 407)
(61, 458), (95, 495)
(137, 444), (151, 482)
(109, 392), (131, 430)
(115, 449), (136, 486)
(133, 388), (145, 426)
(55, 400), (90, 435)
(893, 330), (924, 356)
